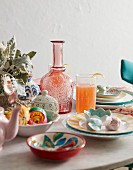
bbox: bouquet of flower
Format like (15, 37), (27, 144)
(0, 36), (36, 107)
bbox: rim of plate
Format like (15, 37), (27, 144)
(66, 113), (133, 135)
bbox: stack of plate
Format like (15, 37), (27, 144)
(64, 113), (133, 139)
(96, 89), (133, 110)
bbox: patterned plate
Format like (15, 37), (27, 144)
(66, 113), (133, 135)
(96, 91), (133, 106)
(96, 103), (133, 110)
(96, 89), (121, 98)
(96, 92), (126, 102)
(63, 120), (133, 139)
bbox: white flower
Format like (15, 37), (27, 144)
(0, 42), (6, 51)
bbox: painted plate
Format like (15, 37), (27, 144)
(97, 89), (121, 98)
(63, 120), (133, 139)
(96, 92), (126, 102)
(66, 113), (133, 135)
(96, 92), (133, 106)
(96, 103), (133, 110)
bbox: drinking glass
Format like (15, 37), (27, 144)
(76, 74), (97, 113)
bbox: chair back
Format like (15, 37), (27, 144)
(121, 59), (133, 84)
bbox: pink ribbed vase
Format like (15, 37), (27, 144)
(40, 41), (73, 114)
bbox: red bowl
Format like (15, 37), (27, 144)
(26, 132), (86, 161)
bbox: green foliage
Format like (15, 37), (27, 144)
(27, 51), (36, 59)
(0, 36), (36, 95)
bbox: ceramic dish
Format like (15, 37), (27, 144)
(97, 89), (121, 98)
(18, 111), (60, 137)
(63, 119), (133, 139)
(66, 113), (133, 135)
(96, 99), (133, 106)
(96, 92), (133, 105)
(26, 132), (86, 160)
(96, 103), (133, 110)
(96, 97), (121, 102)
(96, 92), (126, 102)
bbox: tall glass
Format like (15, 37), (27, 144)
(76, 74), (96, 113)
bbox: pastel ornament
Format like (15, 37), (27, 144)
(105, 117), (122, 131)
(29, 107), (47, 124)
(87, 118), (103, 131)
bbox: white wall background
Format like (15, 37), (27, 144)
(0, 0), (133, 87)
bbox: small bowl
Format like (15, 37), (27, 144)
(84, 108), (111, 119)
(18, 111), (60, 137)
(26, 132), (86, 161)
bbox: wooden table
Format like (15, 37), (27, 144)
(0, 108), (133, 170)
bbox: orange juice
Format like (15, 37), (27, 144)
(76, 84), (96, 113)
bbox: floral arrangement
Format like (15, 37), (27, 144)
(0, 36), (36, 103)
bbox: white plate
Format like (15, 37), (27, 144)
(96, 92), (126, 102)
(96, 103), (133, 110)
(63, 119), (133, 140)
(97, 89), (121, 98)
(66, 113), (133, 135)
(96, 92), (133, 105)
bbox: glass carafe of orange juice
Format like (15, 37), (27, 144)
(76, 74), (96, 113)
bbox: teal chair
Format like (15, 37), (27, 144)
(125, 164), (133, 170)
(121, 59), (133, 170)
(121, 59), (133, 84)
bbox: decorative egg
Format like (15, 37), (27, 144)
(105, 117), (121, 131)
(32, 90), (59, 114)
(29, 107), (47, 124)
